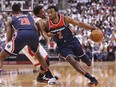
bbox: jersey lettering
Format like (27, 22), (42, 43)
(57, 31), (63, 39)
(18, 18), (31, 25)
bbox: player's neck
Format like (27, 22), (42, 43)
(52, 14), (59, 24)
(12, 12), (23, 16)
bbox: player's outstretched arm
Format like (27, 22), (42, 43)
(65, 16), (95, 31)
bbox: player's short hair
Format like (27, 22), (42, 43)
(48, 5), (58, 12)
(12, 3), (21, 12)
(33, 5), (43, 16)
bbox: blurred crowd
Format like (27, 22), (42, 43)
(66, 0), (116, 61)
(0, 0), (116, 61)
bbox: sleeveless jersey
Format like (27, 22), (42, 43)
(33, 17), (42, 39)
(48, 14), (74, 46)
(12, 14), (36, 31)
(34, 17), (41, 23)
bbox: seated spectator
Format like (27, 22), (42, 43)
(93, 43), (100, 61)
(106, 42), (115, 61)
(99, 40), (108, 61)
(98, 46), (107, 61)
(84, 41), (92, 60)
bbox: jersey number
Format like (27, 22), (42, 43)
(57, 32), (63, 39)
(18, 18), (31, 25)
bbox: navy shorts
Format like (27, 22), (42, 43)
(4, 30), (39, 55)
(58, 37), (84, 58)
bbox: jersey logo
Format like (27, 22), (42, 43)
(7, 45), (11, 49)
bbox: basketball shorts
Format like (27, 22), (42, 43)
(58, 37), (85, 58)
(4, 30), (39, 55)
(22, 44), (48, 66)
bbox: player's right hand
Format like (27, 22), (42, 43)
(47, 32), (55, 38)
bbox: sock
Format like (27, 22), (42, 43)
(38, 73), (44, 78)
(40, 66), (53, 78)
(45, 69), (53, 78)
(40, 66), (44, 71)
(84, 73), (93, 80)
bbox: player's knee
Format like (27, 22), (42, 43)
(66, 55), (77, 64)
(80, 54), (90, 61)
(80, 54), (91, 66)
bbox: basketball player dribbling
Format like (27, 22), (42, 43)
(44, 5), (99, 86)
(0, 3), (48, 83)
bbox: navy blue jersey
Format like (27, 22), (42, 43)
(48, 14), (90, 61)
(48, 14), (74, 47)
(4, 14), (39, 55)
(12, 14), (36, 31)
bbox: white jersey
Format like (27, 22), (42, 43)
(34, 17), (44, 40)
(34, 17), (41, 23)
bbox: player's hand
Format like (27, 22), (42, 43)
(47, 38), (50, 44)
(47, 32), (55, 38)
(95, 27), (101, 30)
(92, 27), (101, 31)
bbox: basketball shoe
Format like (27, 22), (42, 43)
(89, 77), (98, 86)
(36, 73), (58, 84)
(36, 73), (49, 83)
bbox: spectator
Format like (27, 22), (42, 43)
(107, 42), (115, 61)
(84, 41), (92, 60)
(0, 0), (115, 62)
(93, 43), (101, 61)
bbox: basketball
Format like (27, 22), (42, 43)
(90, 29), (103, 42)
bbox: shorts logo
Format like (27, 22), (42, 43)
(7, 45), (11, 48)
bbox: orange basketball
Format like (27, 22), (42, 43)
(90, 29), (103, 42)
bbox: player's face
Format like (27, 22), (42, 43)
(38, 9), (46, 19)
(48, 8), (57, 20)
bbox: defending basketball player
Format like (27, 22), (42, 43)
(22, 5), (58, 84)
(44, 5), (99, 86)
(0, 3), (48, 81)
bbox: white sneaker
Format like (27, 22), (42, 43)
(48, 77), (56, 85)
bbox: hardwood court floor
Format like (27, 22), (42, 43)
(0, 61), (116, 87)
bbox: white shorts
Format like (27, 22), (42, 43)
(22, 44), (48, 66)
